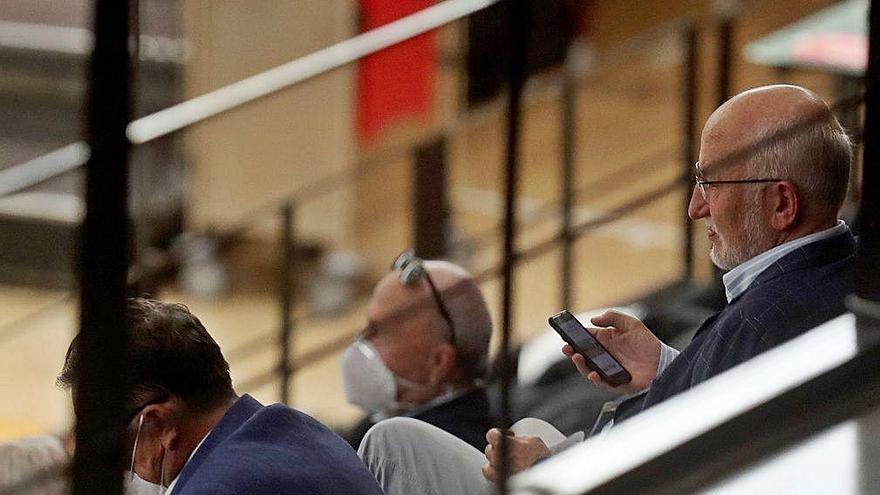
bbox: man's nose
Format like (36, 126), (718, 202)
(688, 185), (709, 220)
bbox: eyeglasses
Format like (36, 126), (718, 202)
(392, 250), (456, 347)
(694, 161), (784, 200)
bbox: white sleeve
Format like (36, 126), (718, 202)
(657, 342), (680, 377)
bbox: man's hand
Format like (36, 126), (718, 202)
(561, 310), (661, 394)
(481, 429), (550, 482)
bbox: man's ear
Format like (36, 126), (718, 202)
(427, 344), (457, 386)
(768, 180), (799, 231)
(140, 398), (182, 451)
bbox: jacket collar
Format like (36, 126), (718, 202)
(171, 394), (263, 493)
(746, 229), (856, 296)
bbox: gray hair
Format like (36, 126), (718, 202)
(747, 107), (853, 218)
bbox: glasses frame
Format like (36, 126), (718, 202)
(694, 161), (785, 200)
(392, 250), (457, 348)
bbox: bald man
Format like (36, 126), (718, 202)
(341, 251), (494, 450)
(357, 85), (856, 495)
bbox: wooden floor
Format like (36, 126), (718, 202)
(0, 0), (844, 440)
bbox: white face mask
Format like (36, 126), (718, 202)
(127, 415), (166, 495)
(125, 471), (166, 495)
(341, 339), (429, 414)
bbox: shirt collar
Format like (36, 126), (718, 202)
(722, 220), (849, 303)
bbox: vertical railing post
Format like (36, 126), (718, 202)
(560, 69), (576, 310)
(413, 135), (450, 259)
(279, 201), (295, 404)
(681, 21), (698, 282)
(74, 0), (133, 493)
(715, 1), (736, 107)
(712, 1), (737, 287)
(852, 0), (880, 336)
(498, 0), (528, 493)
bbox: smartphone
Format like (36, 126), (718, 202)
(548, 310), (632, 387)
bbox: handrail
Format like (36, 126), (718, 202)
(125, 0), (499, 145)
(0, 0), (499, 200)
(0, 8), (690, 206)
(0, 20), (188, 63)
(0, 144), (88, 198)
(232, 176), (682, 390)
(458, 147), (678, 254)
(509, 314), (876, 494)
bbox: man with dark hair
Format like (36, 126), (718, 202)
(58, 298), (383, 495)
(358, 84), (857, 495)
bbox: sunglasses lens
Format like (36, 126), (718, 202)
(393, 250), (415, 271)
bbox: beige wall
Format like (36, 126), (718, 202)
(183, 0), (358, 244)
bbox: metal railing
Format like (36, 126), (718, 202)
(5, 0), (876, 492)
(510, 313), (880, 494)
(0, 0), (502, 200)
(1, 3), (707, 492)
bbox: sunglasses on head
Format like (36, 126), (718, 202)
(392, 250), (457, 347)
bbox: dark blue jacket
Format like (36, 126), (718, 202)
(345, 387), (492, 451)
(616, 230), (856, 422)
(173, 395), (384, 495)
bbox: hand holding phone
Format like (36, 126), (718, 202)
(548, 310), (632, 387)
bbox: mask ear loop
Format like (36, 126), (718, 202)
(130, 414), (145, 475)
(160, 454), (167, 490)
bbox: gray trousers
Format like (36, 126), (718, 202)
(358, 417), (493, 495)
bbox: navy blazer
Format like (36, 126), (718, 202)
(616, 230), (856, 422)
(345, 387), (493, 451)
(172, 395), (383, 495)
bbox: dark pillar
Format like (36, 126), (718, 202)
(73, 0), (134, 493)
(497, 0), (529, 493)
(716, 10), (734, 107)
(854, 0), (880, 331)
(413, 136), (450, 259)
(560, 69), (576, 310)
(681, 21), (698, 282)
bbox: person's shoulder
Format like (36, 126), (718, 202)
(252, 402), (345, 437)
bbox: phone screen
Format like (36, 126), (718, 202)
(551, 312), (626, 378)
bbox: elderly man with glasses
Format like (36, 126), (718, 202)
(341, 252), (494, 451)
(357, 84), (857, 495)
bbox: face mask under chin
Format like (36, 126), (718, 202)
(125, 470), (166, 495)
(341, 339), (437, 415)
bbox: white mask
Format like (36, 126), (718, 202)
(125, 471), (166, 495)
(127, 415), (166, 495)
(341, 339), (429, 414)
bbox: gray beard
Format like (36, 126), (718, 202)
(708, 204), (772, 271)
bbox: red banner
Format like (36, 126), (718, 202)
(357, 0), (437, 144)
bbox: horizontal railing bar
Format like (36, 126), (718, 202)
(231, 179), (681, 375)
(457, 147), (679, 254)
(0, 20), (187, 62)
(0, 0), (497, 201)
(472, 178), (681, 284)
(126, 0), (499, 145)
(210, 70), (597, 239)
(0, 143), (89, 198)
(510, 314), (876, 494)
